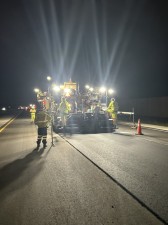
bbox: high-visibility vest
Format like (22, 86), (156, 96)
(34, 111), (51, 128)
(107, 101), (118, 113)
(58, 101), (71, 114)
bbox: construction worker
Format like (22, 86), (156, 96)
(58, 97), (71, 132)
(34, 107), (51, 149)
(30, 106), (36, 123)
(107, 98), (119, 128)
(93, 101), (101, 114)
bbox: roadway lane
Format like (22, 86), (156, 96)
(66, 126), (168, 224)
(0, 115), (164, 224)
(0, 109), (21, 133)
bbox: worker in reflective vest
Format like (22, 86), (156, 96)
(30, 107), (36, 123)
(34, 107), (51, 149)
(58, 97), (71, 130)
(107, 98), (119, 128)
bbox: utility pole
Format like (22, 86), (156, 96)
(47, 76), (55, 147)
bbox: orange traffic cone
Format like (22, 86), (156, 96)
(136, 119), (143, 135)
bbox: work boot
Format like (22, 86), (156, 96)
(43, 144), (47, 148)
(36, 141), (41, 149)
(42, 140), (47, 148)
(36, 144), (40, 150)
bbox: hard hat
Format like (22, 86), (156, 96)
(111, 98), (115, 101)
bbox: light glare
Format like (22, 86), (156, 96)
(99, 87), (106, 93)
(47, 76), (52, 81)
(34, 88), (40, 93)
(108, 89), (114, 94)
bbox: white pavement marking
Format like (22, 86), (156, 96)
(139, 137), (168, 146)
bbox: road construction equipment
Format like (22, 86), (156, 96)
(53, 111), (115, 134)
(35, 79), (116, 134)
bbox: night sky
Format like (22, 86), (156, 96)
(0, 0), (168, 106)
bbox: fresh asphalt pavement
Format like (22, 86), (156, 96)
(0, 114), (167, 224)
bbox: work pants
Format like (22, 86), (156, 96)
(31, 113), (35, 122)
(60, 113), (68, 126)
(111, 112), (117, 127)
(37, 127), (47, 146)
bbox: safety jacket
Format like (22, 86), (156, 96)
(30, 108), (36, 114)
(58, 100), (71, 114)
(107, 100), (119, 113)
(34, 111), (51, 128)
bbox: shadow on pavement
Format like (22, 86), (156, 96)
(0, 148), (45, 191)
(113, 131), (135, 136)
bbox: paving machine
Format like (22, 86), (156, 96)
(53, 111), (115, 134)
(52, 80), (115, 133)
(36, 79), (116, 134)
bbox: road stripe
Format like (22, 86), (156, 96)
(0, 118), (16, 133)
(140, 137), (168, 146)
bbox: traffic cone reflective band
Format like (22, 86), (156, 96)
(137, 119), (143, 135)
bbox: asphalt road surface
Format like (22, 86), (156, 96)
(0, 113), (167, 225)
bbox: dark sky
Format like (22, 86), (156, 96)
(0, 0), (168, 106)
